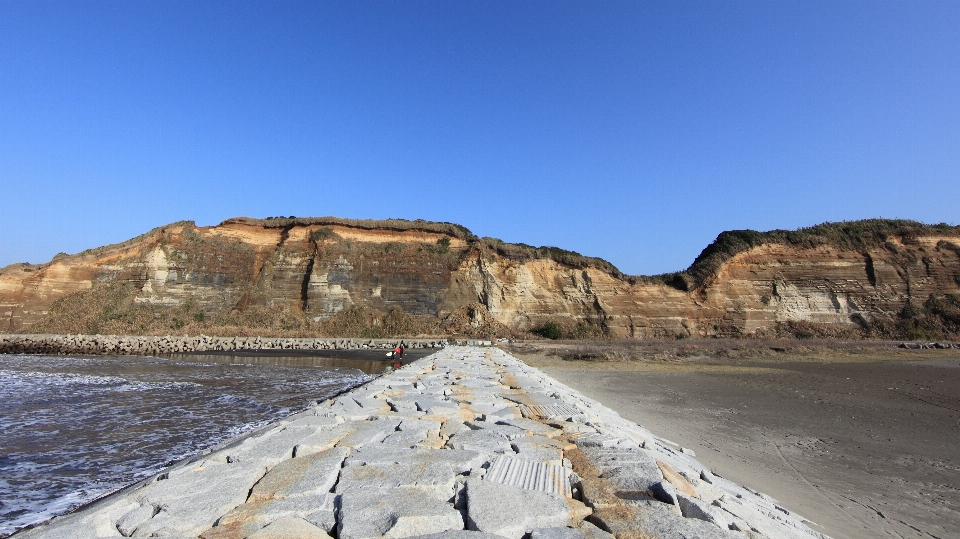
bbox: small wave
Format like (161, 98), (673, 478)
(0, 369), (129, 387)
(0, 484), (112, 536)
(0, 353), (373, 536)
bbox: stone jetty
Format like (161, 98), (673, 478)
(17, 347), (829, 539)
(0, 334), (447, 356)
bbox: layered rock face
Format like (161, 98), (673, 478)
(1, 217), (958, 337)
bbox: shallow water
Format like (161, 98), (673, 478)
(0, 353), (378, 537)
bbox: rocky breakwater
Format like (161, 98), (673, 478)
(17, 347), (828, 539)
(0, 334), (445, 356)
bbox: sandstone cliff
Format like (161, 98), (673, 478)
(2, 217), (958, 339)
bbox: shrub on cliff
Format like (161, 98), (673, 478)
(475, 238), (624, 278)
(310, 226), (340, 242)
(531, 321), (564, 340)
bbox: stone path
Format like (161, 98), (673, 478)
(19, 347), (830, 539)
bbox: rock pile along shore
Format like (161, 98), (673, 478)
(0, 334), (448, 356)
(18, 347), (829, 539)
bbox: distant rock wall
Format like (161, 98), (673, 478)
(1, 217), (958, 338)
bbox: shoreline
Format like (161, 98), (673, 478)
(514, 349), (960, 539)
(1, 353), (381, 538)
(13, 346), (826, 539)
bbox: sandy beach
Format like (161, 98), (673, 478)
(511, 346), (960, 539)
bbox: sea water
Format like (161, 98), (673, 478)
(0, 353), (377, 537)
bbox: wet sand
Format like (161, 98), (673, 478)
(527, 355), (960, 539)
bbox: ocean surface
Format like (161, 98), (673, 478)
(0, 353), (383, 537)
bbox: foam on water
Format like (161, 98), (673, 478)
(0, 354), (374, 537)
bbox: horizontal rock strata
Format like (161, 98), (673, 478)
(17, 347), (830, 539)
(3, 217), (958, 339)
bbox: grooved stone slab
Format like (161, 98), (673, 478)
(519, 404), (581, 419)
(484, 456), (571, 497)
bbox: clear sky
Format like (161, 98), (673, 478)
(1, 1), (958, 276)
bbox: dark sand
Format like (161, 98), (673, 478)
(530, 356), (960, 539)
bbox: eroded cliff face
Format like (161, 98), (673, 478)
(688, 236), (960, 337)
(2, 217), (959, 338)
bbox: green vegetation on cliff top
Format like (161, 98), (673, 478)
(677, 219), (960, 290)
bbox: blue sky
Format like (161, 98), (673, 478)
(1, 1), (958, 275)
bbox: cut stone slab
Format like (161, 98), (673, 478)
(484, 455), (571, 497)
(600, 464), (664, 494)
(465, 479), (590, 539)
(712, 496), (815, 539)
(381, 429), (432, 448)
(116, 504), (154, 537)
(651, 481), (678, 505)
(201, 493), (337, 538)
(249, 447), (348, 502)
(496, 418), (562, 437)
(677, 493), (725, 526)
(440, 419), (468, 438)
(130, 460), (266, 537)
(464, 421), (527, 440)
(592, 503), (741, 539)
(293, 428), (347, 458)
(337, 487), (464, 539)
(511, 443), (563, 462)
(503, 392), (562, 407)
(400, 419), (443, 432)
(580, 446), (658, 470)
(329, 397), (367, 416)
(336, 418), (401, 449)
(346, 446), (486, 474)
(17, 520), (118, 539)
(410, 531), (509, 539)
(336, 461), (460, 502)
(287, 414), (344, 429)
(513, 435), (574, 451)
(519, 404), (581, 420)
(445, 429), (515, 455)
(245, 516), (332, 538)
(657, 460), (700, 499)
(571, 433), (622, 449)
(13, 496), (140, 539)
(353, 397), (391, 411)
(223, 426), (319, 469)
(530, 521), (614, 539)
(416, 398), (460, 411)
